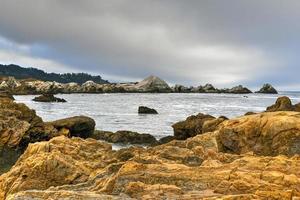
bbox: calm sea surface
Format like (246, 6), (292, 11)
(14, 92), (300, 139)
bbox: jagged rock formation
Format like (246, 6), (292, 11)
(256, 83), (278, 94)
(225, 85), (252, 94)
(1, 113), (300, 199)
(32, 94), (67, 102)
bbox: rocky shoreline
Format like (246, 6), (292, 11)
(0, 90), (299, 199)
(0, 75), (278, 95)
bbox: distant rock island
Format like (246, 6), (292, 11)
(0, 64), (278, 94)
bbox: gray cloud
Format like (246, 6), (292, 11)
(0, 0), (299, 89)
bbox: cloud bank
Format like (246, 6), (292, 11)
(0, 0), (299, 89)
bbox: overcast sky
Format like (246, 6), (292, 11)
(0, 0), (299, 89)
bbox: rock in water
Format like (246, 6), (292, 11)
(256, 83), (278, 94)
(49, 116), (95, 138)
(92, 130), (158, 145)
(226, 85), (252, 94)
(32, 94), (66, 102)
(138, 106), (158, 114)
(134, 76), (171, 92)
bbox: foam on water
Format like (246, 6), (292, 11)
(14, 92), (300, 139)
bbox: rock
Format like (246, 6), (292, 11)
(202, 116), (228, 133)
(92, 130), (158, 145)
(49, 116), (95, 138)
(172, 113), (215, 140)
(81, 80), (102, 93)
(138, 106), (158, 114)
(32, 94), (67, 102)
(0, 77), (21, 91)
(244, 111), (257, 115)
(266, 96), (295, 112)
(217, 111), (300, 156)
(256, 83), (278, 94)
(199, 83), (218, 93)
(173, 84), (190, 93)
(134, 76), (172, 92)
(0, 91), (14, 100)
(226, 85), (252, 94)
(1, 130), (300, 199)
(0, 98), (62, 174)
(158, 135), (175, 144)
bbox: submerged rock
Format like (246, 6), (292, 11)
(92, 130), (158, 145)
(49, 116), (95, 138)
(138, 106), (158, 114)
(32, 94), (66, 102)
(256, 83), (278, 94)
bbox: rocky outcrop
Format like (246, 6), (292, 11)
(217, 111), (300, 156)
(266, 96), (300, 112)
(0, 91), (14, 100)
(1, 128), (300, 199)
(48, 116), (95, 138)
(133, 76), (172, 92)
(92, 130), (158, 145)
(225, 85), (252, 94)
(172, 113), (219, 140)
(256, 83), (278, 94)
(138, 106), (158, 114)
(32, 94), (67, 102)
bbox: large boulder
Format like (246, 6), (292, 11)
(32, 94), (66, 102)
(172, 113), (216, 140)
(256, 83), (278, 94)
(134, 76), (172, 92)
(266, 96), (300, 112)
(48, 116), (95, 138)
(217, 111), (300, 156)
(138, 106), (158, 114)
(92, 130), (158, 145)
(0, 98), (62, 174)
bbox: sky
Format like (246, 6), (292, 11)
(0, 0), (299, 90)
